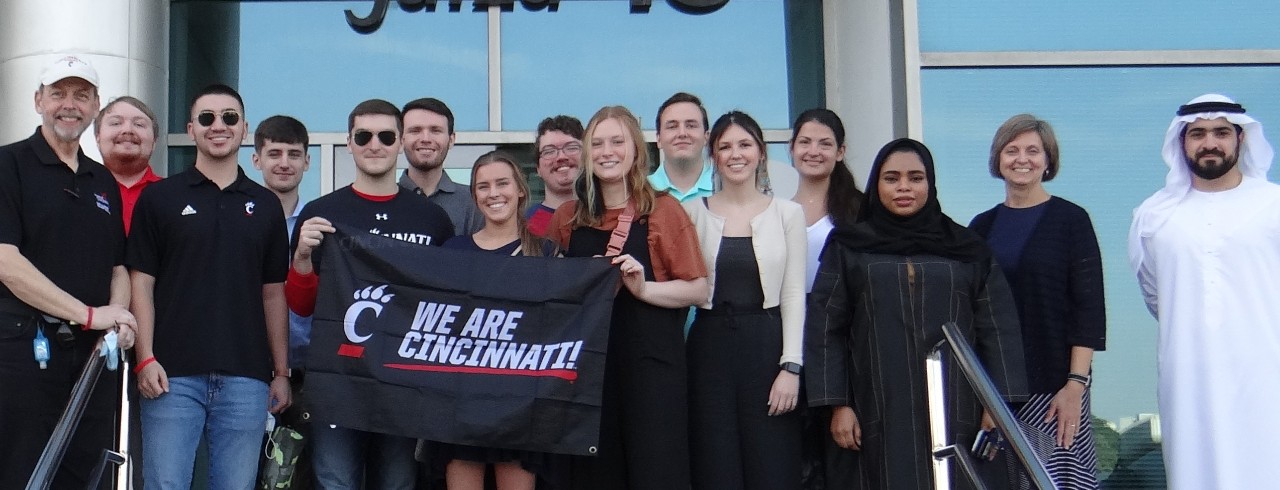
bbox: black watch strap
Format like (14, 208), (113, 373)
(780, 362), (802, 375)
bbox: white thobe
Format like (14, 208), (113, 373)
(1133, 176), (1280, 489)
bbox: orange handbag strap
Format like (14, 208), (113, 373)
(605, 201), (636, 257)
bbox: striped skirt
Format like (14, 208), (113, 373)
(1010, 390), (1100, 490)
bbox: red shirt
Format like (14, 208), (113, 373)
(117, 166), (162, 235)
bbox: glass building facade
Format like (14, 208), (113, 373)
(6, 0), (1279, 487)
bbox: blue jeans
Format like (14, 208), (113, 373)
(311, 424), (416, 490)
(140, 374), (268, 490)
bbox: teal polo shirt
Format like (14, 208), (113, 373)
(648, 161), (714, 202)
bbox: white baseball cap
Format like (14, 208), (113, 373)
(40, 55), (99, 87)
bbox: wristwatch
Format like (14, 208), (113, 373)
(780, 362), (802, 375)
(272, 369), (293, 379)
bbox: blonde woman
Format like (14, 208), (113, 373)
(546, 106), (708, 489)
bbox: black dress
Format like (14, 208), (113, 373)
(566, 215), (691, 490)
(805, 248), (1028, 490)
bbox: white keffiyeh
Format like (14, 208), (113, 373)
(1128, 93), (1274, 273)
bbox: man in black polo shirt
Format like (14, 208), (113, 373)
(127, 84), (291, 488)
(0, 54), (138, 489)
(287, 99), (453, 489)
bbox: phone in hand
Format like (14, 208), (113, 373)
(971, 428), (1001, 461)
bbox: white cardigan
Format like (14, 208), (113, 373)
(683, 197), (807, 366)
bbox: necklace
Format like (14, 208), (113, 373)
(605, 194), (630, 208)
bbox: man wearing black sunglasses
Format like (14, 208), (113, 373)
(286, 99), (453, 489)
(126, 83), (293, 488)
(0, 54), (139, 490)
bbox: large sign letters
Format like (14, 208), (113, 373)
(347, 0), (730, 33)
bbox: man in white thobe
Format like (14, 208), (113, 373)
(1129, 93), (1280, 489)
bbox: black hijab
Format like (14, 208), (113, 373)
(829, 138), (990, 263)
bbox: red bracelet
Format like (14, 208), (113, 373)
(83, 306), (94, 331)
(134, 356), (157, 374)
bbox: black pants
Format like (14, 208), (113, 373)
(0, 314), (118, 490)
(571, 295), (689, 490)
(688, 307), (801, 490)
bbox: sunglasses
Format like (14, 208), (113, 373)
(195, 110), (241, 127)
(353, 130), (397, 147)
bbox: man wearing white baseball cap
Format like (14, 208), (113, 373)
(0, 54), (137, 488)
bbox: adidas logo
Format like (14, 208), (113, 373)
(181, 205), (197, 216)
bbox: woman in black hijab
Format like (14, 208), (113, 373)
(804, 138), (1028, 489)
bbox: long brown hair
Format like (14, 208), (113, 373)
(470, 151), (552, 257)
(570, 106), (657, 228)
(791, 108), (863, 228)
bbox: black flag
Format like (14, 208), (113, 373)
(306, 225), (617, 455)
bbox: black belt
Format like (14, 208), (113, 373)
(696, 305), (779, 318)
(0, 298), (78, 347)
(0, 297), (39, 318)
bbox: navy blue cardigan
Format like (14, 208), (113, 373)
(969, 196), (1106, 394)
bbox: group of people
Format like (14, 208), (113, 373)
(0, 53), (1274, 490)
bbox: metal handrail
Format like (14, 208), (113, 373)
(926, 322), (1055, 490)
(26, 341), (110, 490)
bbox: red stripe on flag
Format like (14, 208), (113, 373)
(337, 344), (365, 358)
(384, 363), (578, 381)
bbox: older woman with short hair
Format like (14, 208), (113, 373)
(968, 114), (1105, 489)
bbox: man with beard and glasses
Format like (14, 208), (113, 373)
(528, 115), (583, 236)
(128, 84), (292, 488)
(0, 54), (138, 489)
(95, 96), (162, 235)
(1128, 93), (1280, 489)
(399, 97), (481, 236)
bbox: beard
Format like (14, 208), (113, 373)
(104, 154), (149, 175)
(1185, 148), (1238, 181)
(407, 157), (443, 172)
(51, 122), (89, 142)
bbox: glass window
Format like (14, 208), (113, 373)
(919, 65), (1280, 487)
(237, 1), (489, 132)
(919, 1), (1280, 52)
(500, 0), (792, 131)
(919, 65), (1280, 428)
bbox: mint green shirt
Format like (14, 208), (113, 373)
(648, 162), (714, 202)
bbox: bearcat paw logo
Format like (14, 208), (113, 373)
(354, 285), (394, 304)
(343, 285), (394, 345)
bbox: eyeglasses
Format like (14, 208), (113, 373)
(195, 110), (241, 127)
(353, 130), (397, 147)
(539, 142), (582, 159)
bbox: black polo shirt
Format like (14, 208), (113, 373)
(127, 166), (288, 381)
(0, 128), (124, 310)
